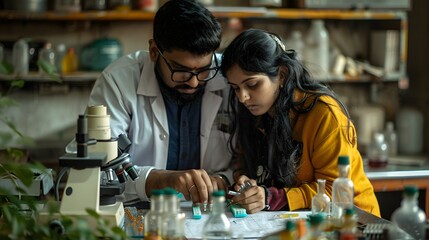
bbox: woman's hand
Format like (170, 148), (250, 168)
(231, 175), (266, 213)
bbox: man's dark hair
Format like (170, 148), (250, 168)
(153, 0), (222, 55)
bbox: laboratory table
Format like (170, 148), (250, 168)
(124, 205), (413, 239)
(365, 155), (429, 219)
(124, 156), (429, 239)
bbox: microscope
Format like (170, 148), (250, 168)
(39, 105), (138, 233)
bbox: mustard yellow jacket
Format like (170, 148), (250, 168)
(286, 94), (380, 217)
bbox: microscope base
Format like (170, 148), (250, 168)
(39, 201), (125, 233)
(97, 202), (125, 228)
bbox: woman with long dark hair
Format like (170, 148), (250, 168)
(221, 28), (380, 216)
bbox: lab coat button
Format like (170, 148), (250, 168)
(159, 134), (166, 140)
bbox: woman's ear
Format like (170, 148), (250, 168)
(148, 39), (158, 62)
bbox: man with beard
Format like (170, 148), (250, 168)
(88, 0), (232, 206)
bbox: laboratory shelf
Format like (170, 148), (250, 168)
(0, 8), (407, 21)
(0, 71), (404, 84)
(0, 71), (100, 83)
(0, 7), (408, 84)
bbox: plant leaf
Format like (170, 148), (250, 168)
(10, 80), (25, 89)
(2, 119), (24, 138)
(0, 97), (17, 110)
(37, 59), (62, 83)
(0, 162), (34, 187)
(0, 61), (13, 74)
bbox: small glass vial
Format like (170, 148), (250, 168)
(342, 208), (358, 234)
(144, 189), (164, 239)
(55, 43), (66, 74)
(302, 213), (328, 240)
(38, 42), (57, 74)
(332, 156), (354, 229)
(367, 132), (389, 168)
(279, 221), (298, 240)
(312, 179), (331, 216)
(161, 188), (185, 240)
(62, 47), (78, 74)
(384, 121), (398, 157)
(202, 190), (232, 240)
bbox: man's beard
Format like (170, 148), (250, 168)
(173, 84), (205, 102)
(155, 66), (205, 104)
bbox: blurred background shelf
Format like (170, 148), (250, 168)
(0, 72), (405, 84)
(0, 71), (100, 83)
(0, 8), (406, 21)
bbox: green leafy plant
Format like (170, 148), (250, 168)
(0, 68), (127, 239)
(0, 161), (52, 239)
(0, 179), (127, 239)
(0, 61), (13, 75)
(0, 80), (33, 151)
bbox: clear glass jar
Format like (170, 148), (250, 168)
(384, 121), (398, 157)
(304, 19), (330, 78)
(391, 185), (426, 240)
(367, 132), (389, 168)
(12, 38), (29, 75)
(161, 188), (186, 240)
(332, 156), (354, 229)
(312, 179), (331, 216)
(202, 190), (232, 240)
(38, 42), (57, 74)
(144, 189), (164, 239)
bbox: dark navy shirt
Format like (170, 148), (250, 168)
(163, 92), (202, 170)
(156, 68), (203, 170)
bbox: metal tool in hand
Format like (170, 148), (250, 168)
(225, 180), (252, 208)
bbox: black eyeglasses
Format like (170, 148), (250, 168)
(158, 49), (220, 83)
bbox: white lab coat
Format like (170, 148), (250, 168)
(88, 51), (232, 202)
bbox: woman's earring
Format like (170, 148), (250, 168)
(280, 84), (284, 88)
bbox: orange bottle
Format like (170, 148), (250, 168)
(61, 47), (78, 74)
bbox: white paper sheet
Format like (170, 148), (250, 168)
(180, 201), (310, 239)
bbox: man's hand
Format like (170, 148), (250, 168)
(210, 174), (229, 195)
(146, 169), (226, 204)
